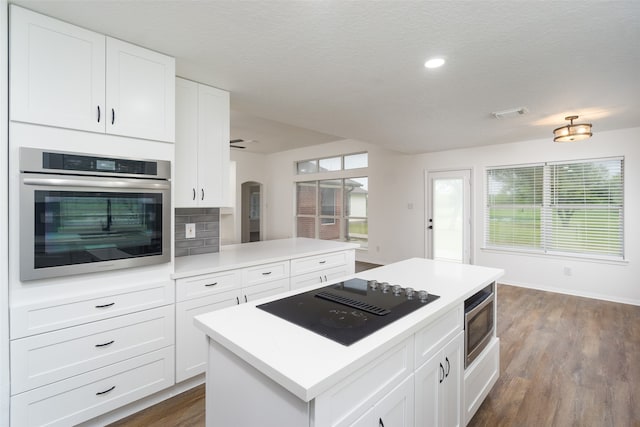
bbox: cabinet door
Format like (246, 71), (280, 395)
(175, 290), (240, 382)
(197, 84), (230, 207)
(442, 332), (463, 427)
(10, 5), (106, 132)
(415, 331), (464, 427)
(106, 37), (175, 142)
(175, 77), (200, 207)
(415, 349), (443, 426)
(375, 375), (414, 427)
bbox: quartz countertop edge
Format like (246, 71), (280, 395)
(172, 237), (359, 279)
(194, 257), (504, 402)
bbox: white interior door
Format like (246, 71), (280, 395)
(426, 170), (471, 264)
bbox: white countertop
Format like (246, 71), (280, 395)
(194, 257), (504, 402)
(172, 238), (358, 279)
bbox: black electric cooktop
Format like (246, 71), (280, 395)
(257, 278), (439, 346)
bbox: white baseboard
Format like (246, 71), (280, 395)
(499, 280), (640, 306)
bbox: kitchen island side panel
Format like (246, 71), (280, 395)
(206, 339), (310, 427)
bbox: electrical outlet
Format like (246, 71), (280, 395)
(185, 223), (196, 239)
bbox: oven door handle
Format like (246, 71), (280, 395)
(465, 291), (494, 319)
(22, 177), (170, 190)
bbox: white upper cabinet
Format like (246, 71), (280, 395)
(175, 77), (230, 207)
(10, 6), (106, 133)
(9, 6), (175, 142)
(105, 37), (175, 142)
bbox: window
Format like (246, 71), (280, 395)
(296, 152), (368, 175)
(486, 158), (624, 260)
(295, 152), (368, 247)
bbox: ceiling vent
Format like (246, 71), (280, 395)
(492, 107), (528, 119)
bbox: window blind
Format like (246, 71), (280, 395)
(486, 158), (624, 260)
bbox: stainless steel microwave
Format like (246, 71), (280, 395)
(19, 148), (171, 281)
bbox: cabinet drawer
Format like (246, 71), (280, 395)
(10, 280), (175, 339)
(11, 346), (175, 427)
(290, 265), (351, 291)
(314, 337), (414, 427)
(10, 281), (174, 339)
(244, 261), (289, 287)
(176, 269), (241, 302)
(291, 251), (349, 276)
(11, 305), (174, 395)
(415, 306), (463, 367)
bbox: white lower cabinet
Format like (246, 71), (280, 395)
(175, 265), (290, 382)
(8, 280), (176, 427)
(314, 337), (414, 427)
(415, 331), (464, 427)
(175, 290), (240, 382)
(11, 346), (175, 427)
(290, 250), (355, 290)
(349, 375), (415, 427)
(10, 305), (175, 394)
(463, 337), (499, 425)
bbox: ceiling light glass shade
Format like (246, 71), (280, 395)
(553, 115), (592, 142)
(424, 58), (445, 69)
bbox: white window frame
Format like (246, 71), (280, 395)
(485, 157), (624, 261)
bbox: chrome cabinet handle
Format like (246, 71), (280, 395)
(244, 295), (248, 303)
(95, 340), (115, 348)
(95, 302), (115, 309)
(445, 357), (450, 377)
(192, 188), (196, 200)
(201, 189), (204, 200)
(236, 297), (240, 305)
(379, 418), (385, 427)
(111, 108), (115, 125)
(97, 106), (101, 122)
(319, 260), (326, 264)
(96, 385), (115, 396)
(205, 282), (218, 287)
(262, 271), (272, 276)
(439, 363), (445, 383)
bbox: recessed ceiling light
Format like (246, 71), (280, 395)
(424, 58), (445, 69)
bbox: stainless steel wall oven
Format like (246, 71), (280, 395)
(464, 282), (495, 368)
(20, 148), (171, 281)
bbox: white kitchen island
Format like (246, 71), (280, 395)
(194, 258), (503, 427)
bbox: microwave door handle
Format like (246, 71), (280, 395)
(22, 177), (170, 190)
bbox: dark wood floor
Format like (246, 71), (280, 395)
(469, 284), (640, 427)
(111, 283), (640, 427)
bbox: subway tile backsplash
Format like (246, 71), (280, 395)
(175, 208), (220, 257)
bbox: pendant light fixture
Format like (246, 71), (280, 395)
(553, 115), (592, 142)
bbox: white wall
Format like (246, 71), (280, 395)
(234, 128), (639, 305)
(408, 127), (639, 305)
(1, 1), (10, 425)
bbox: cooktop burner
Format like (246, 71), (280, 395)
(257, 278), (439, 346)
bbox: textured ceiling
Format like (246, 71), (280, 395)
(11, 1), (640, 154)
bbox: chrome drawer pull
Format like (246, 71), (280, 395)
(319, 260), (326, 264)
(262, 271), (272, 275)
(95, 302), (115, 309)
(96, 385), (115, 396)
(95, 340), (115, 348)
(205, 282), (218, 287)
